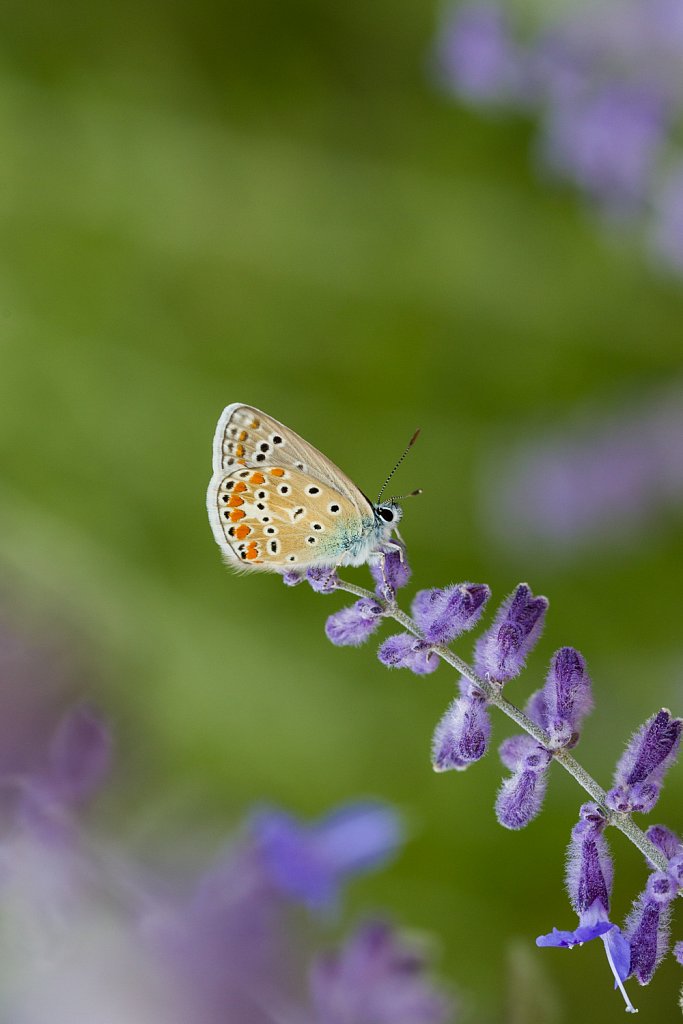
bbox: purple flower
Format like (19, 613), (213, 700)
(542, 81), (667, 212)
(541, 647), (593, 749)
(250, 801), (404, 913)
(537, 803), (635, 1011)
(495, 744), (550, 829)
(325, 599), (383, 647)
(607, 708), (682, 813)
(412, 583), (490, 645)
(432, 688), (491, 771)
(651, 162), (683, 273)
(282, 569), (303, 586)
(310, 920), (452, 1024)
(674, 940), (683, 965)
(475, 583), (548, 683)
(47, 705), (112, 806)
(435, 3), (522, 104)
(377, 633), (440, 675)
(624, 871), (677, 985)
(370, 547), (411, 600)
(307, 567), (339, 593)
(498, 732), (538, 771)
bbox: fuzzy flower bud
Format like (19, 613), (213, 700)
(307, 567), (339, 594)
(624, 871), (677, 985)
(377, 634), (439, 675)
(432, 689), (491, 771)
(282, 570), (303, 586)
(607, 709), (682, 814)
(325, 599), (383, 647)
(475, 583), (548, 683)
(542, 647), (593, 749)
(370, 547), (411, 600)
(674, 941), (683, 965)
(495, 745), (550, 829)
(498, 733), (538, 771)
(412, 583), (490, 646)
(645, 824), (682, 861)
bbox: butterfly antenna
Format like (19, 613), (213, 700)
(376, 428), (421, 504)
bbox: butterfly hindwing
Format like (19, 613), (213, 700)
(209, 463), (366, 570)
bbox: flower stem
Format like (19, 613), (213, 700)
(335, 578), (670, 874)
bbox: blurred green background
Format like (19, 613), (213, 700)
(1, 1), (683, 1020)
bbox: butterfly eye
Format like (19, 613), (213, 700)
(378, 507), (394, 523)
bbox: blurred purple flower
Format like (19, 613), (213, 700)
(250, 801), (403, 913)
(475, 583), (548, 683)
(435, 3), (522, 103)
(607, 708), (682, 813)
(675, 940), (683, 965)
(310, 919), (452, 1024)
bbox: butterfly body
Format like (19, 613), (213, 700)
(207, 404), (403, 573)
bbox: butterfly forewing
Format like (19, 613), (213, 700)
(210, 464), (363, 570)
(211, 404), (372, 514)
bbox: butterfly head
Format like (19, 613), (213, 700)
(375, 501), (403, 528)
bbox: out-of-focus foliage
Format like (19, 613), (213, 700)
(1, 1), (682, 1019)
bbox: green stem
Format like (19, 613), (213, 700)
(335, 578), (670, 874)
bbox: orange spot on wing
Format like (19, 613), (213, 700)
(229, 509), (246, 521)
(251, 418), (260, 428)
(270, 468), (285, 477)
(234, 524), (251, 540)
(237, 459), (246, 466)
(235, 444), (245, 457)
(245, 542), (259, 560)
(228, 495), (244, 507)
(238, 430), (248, 442)
(233, 481), (248, 493)
(250, 472), (265, 485)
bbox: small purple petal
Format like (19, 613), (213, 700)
(370, 548), (411, 599)
(667, 853), (683, 886)
(674, 940), (683, 965)
(325, 599), (383, 647)
(624, 872), (674, 985)
(307, 567), (339, 594)
(542, 647), (593, 749)
(431, 693), (491, 771)
(377, 634), (439, 676)
(524, 687), (548, 730)
(48, 705), (112, 805)
(607, 709), (682, 813)
(475, 583), (548, 683)
(251, 801), (403, 913)
(412, 583), (490, 645)
(310, 920), (451, 1024)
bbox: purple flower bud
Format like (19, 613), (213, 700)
(674, 941), (683, 965)
(475, 583), (548, 683)
(251, 801), (403, 913)
(498, 733), (538, 771)
(377, 634), (439, 676)
(542, 647), (593, 749)
(567, 803), (612, 918)
(645, 824), (682, 861)
(310, 920), (451, 1024)
(624, 871), (676, 985)
(432, 693), (491, 771)
(325, 599), (383, 647)
(607, 709), (682, 814)
(412, 583), (490, 645)
(370, 547), (411, 600)
(667, 853), (683, 887)
(282, 570), (303, 586)
(524, 687), (548, 730)
(307, 567), (338, 594)
(48, 705), (112, 806)
(495, 745), (550, 829)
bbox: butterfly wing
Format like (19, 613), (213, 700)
(207, 404), (375, 572)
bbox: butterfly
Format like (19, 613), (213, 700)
(206, 403), (418, 573)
